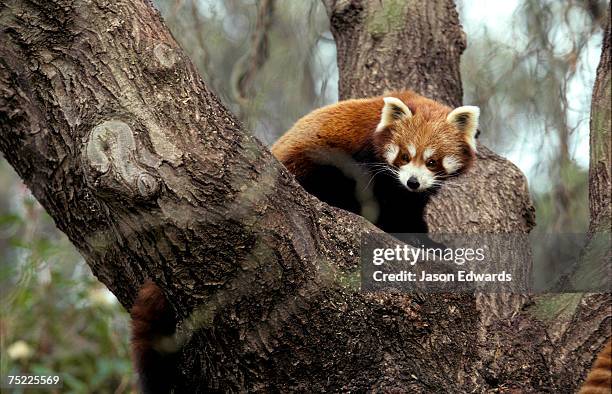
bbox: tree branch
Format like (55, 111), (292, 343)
(231, 0), (275, 104)
(0, 0), (608, 391)
(0, 0), (480, 390)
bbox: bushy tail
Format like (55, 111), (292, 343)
(580, 340), (612, 394)
(131, 280), (178, 394)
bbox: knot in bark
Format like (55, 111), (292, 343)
(153, 43), (178, 69)
(84, 120), (160, 200)
(137, 172), (160, 199)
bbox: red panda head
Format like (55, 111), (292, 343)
(373, 96), (479, 192)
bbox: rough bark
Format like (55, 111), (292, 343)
(0, 0), (608, 392)
(588, 4), (611, 237)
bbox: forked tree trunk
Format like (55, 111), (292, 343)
(0, 0), (609, 392)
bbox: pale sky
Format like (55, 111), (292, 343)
(459, 0), (601, 185)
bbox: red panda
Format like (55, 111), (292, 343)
(131, 280), (178, 394)
(271, 90), (480, 233)
(580, 339), (612, 394)
(130, 92), (480, 390)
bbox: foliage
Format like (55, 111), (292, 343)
(0, 161), (134, 393)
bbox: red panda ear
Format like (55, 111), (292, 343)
(376, 97), (412, 133)
(447, 106), (480, 150)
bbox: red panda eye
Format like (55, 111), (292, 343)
(426, 159), (436, 168)
(402, 154), (410, 162)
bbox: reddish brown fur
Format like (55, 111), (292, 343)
(271, 90), (475, 177)
(131, 281), (177, 394)
(580, 340), (612, 394)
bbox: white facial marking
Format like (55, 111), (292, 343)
(423, 147), (434, 160)
(398, 162), (435, 192)
(407, 144), (416, 157)
(442, 155), (462, 174)
(383, 143), (399, 164)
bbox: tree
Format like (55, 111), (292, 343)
(0, 0), (608, 391)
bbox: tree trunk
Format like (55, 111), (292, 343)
(551, 5), (612, 388)
(588, 3), (611, 237)
(0, 0), (608, 392)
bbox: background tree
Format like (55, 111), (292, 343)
(0, 0), (609, 392)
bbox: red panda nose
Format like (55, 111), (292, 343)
(407, 177), (420, 190)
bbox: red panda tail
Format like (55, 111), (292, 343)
(131, 280), (178, 394)
(579, 339), (612, 394)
